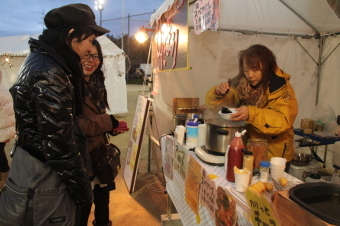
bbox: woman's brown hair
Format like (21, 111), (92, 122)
(238, 44), (277, 90)
(91, 39), (110, 110)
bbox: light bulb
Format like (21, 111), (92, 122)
(135, 32), (148, 43)
(161, 23), (171, 34)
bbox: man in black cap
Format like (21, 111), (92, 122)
(0, 4), (110, 226)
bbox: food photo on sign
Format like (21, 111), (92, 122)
(215, 186), (237, 226)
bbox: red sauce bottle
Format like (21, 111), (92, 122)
(226, 130), (246, 182)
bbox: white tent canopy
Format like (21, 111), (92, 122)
(96, 35), (128, 114)
(151, 0), (340, 36)
(0, 35), (127, 114)
(148, 0), (340, 136)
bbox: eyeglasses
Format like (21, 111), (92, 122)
(85, 54), (100, 61)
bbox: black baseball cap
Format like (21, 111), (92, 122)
(44, 3), (110, 35)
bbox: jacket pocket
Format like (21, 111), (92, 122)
(33, 186), (76, 226)
(0, 178), (32, 226)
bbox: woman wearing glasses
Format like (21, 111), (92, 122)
(78, 39), (127, 226)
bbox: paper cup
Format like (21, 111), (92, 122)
(270, 157), (287, 165)
(234, 171), (251, 192)
(270, 163), (285, 182)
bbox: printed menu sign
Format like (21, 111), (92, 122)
(193, 0), (219, 35)
(174, 142), (188, 180)
(245, 188), (281, 226)
(123, 95), (150, 193)
(199, 169), (217, 219)
(185, 154), (202, 223)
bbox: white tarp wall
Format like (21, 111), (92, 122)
(96, 36), (128, 114)
(149, 0), (340, 137)
(0, 35), (32, 89)
(0, 35), (127, 114)
(318, 36), (340, 115)
(0, 56), (26, 89)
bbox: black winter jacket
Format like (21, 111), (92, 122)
(10, 38), (93, 206)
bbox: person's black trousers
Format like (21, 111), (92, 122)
(0, 143), (9, 172)
(80, 184), (110, 226)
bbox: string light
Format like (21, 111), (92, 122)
(1, 56), (14, 68)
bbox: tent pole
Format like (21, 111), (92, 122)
(316, 36), (325, 105)
(279, 0), (320, 36)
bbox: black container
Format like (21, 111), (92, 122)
(289, 183), (340, 225)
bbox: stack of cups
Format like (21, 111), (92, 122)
(234, 170), (251, 192)
(186, 121), (199, 147)
(270, 157), (287, 182)
(198, 123), (207, 147)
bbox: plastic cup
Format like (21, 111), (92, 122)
(270, 157), (287, 165)
(234, 171), (251, 192)
(270, 163), (286, 182)
(270, 157), (286, 182)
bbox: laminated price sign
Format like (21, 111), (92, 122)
(245, 188), (281, 226)
(185, 155), (202, 224)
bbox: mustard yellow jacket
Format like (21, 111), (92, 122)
(205, 68), (298, 162)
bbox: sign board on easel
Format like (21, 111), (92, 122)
(123, 95), (150, 193)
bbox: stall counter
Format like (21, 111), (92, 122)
(160, 135), (313, 226)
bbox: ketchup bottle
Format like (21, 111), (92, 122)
(226, 130), (247, 182)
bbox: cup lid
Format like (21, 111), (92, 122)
(260, 161), (270, 167)
(187, 121), (200, 126)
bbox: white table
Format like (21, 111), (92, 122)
(161, 136), (302, 226)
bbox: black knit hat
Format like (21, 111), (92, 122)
(44, 3), (110, 35)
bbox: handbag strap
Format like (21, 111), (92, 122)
(108, 143), (121, 156)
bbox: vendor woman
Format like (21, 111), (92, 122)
(205, 44), (298, 172)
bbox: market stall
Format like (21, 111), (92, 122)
(146, 1), (340, 225)
(161, 135), (337, 226)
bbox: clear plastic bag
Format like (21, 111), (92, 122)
(331, 173), (340, 185)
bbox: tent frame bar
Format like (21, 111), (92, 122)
(322, 42), (340, 65)
(279, 0), (320, 36)
(295, 39), (318, 65)
(188, 27), (317, 39)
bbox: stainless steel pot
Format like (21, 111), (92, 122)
(205, 118), (247, 154)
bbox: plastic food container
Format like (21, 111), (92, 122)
(247, 139), (268, 169)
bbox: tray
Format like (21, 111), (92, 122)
(289, 183), (340, 225)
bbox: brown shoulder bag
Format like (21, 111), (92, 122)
(90, 143), (121, 184)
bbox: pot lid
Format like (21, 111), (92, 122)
(174, 113), (203, 119)
(309, 173), (321, 179)
(204, 118), (246, 127)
